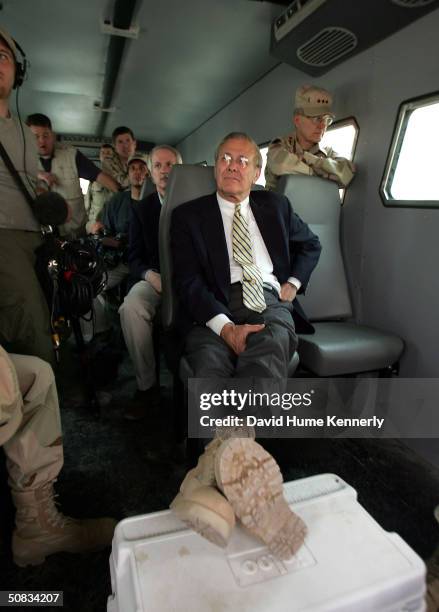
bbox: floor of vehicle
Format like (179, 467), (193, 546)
(1, 338), (438, 612)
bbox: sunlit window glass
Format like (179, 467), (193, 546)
(80, 178), (90, 195)
(320, 123), (357, 161)
(389, 102), (439, 200)
(255, 146), (268, 187)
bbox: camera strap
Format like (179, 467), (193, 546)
(0, 140), (38, 211)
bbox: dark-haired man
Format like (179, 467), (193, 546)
(102, 126), (137, 191)
(27, 113), (119, 238)
(89, 152), (149, 337)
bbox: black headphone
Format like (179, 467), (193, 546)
(12, 37), (27, 89)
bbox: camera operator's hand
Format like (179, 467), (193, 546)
(89, 221), (104, 235)
(38, 171), (59, 188)
(145, 270), (162, 294)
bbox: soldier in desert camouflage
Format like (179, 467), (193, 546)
(265, 84), (355, 191)
(0, 346), (115, 566)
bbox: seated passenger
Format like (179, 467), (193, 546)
(119, 145), (183, 420)
(169, 132), (320, 559)
(0, 345), (116, 566)
(171, 131), (321, 380)
(90, 152), (149, 336)
(265, 85), (355, 191)
(26, 113), (120, 239)
(86, 143), (116, 235)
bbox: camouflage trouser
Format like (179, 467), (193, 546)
(0, 229), (54, 366)
(2, 353), (63, 492)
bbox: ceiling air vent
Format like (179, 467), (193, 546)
(391, 0), (437, 7)
(297, 27), (357, 67)
(270, 0), (439, 76)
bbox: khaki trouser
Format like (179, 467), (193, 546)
(0, 229), (54, 366)
(1, 348), (63, 491)
(119, 280), (161, 391)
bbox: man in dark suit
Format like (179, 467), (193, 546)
(120, 145), (182, 419)
(170, 132), (321, 379)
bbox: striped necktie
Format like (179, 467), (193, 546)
(232, 203), (266, 313)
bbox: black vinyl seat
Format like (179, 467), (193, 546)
(276, 174), (404, 376)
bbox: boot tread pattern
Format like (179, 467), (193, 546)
(217, 439), (307, 560)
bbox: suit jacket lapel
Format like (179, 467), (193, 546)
(200, 193), (231, 300)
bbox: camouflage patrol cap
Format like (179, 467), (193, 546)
(294, 85), (335, 118)
(128, 151), (148, 166)
(0, 27), (18, 62)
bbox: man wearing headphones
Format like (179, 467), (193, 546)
(0, 28), (56, 365)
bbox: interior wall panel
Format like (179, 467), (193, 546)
(177, 9), (439, 378)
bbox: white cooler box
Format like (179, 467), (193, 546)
(107, 473), (426, 612)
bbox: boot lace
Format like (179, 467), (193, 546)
(39, 481), (75, 529)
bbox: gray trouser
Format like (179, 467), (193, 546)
(184, 287), (297, 379)
(0, 230), (54, 366)
(119, 280), (161, 391)
(80, 263), (129, 340)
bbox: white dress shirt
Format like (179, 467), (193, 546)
(206, 192), (301, 336)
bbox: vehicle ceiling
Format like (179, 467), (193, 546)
(1, 0), (288, 146)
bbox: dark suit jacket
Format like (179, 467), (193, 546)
(128, 191), (161, 281)
(170, 190), (321, 336)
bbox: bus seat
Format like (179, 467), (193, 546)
(140, 177), (156, 199)
(276, 174), (404, 376)
(159, 165), (299, 378)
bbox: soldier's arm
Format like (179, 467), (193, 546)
(102, 158), (129, 189)
(266, 139), (307, 175)
(303, 150), (356, 187)
(96, 171), (119, 193)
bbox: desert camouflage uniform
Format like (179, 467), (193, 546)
(102, 153), (130, 190)
(85, 181), (110, 233)
(265, 132), (355, 191)
(85, 149), (129, 233)
(0, 346), (62, 492)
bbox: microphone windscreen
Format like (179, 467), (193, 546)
(33, 192), (69, 226)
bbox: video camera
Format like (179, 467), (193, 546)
(94, 229), (128, 270)
(36, 233), (107, 320)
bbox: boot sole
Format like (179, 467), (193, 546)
(215, 438), (307, 560)
(170, 493), (233, 548)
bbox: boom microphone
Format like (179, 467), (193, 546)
(33, 191), (69, 226)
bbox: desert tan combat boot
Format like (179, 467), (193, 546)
(215, 437), (307, 560)
(170, 426), (256, 548)
(171, 437), (235, 547)
(11, 483), (117, 567)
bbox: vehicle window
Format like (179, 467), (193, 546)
(320, 119), (358, 161)
(381, 93), (439, 207)
(320, 118), (358, 201)
(80, 178), (90, 195)
(255, 145), (269, 187)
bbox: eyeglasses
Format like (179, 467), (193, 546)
(220, 153), (250, 168)
(302, 114), (333, 127)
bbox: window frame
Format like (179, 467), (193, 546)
(319, 116), (359, 203)
(380, 91), (439, 209)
